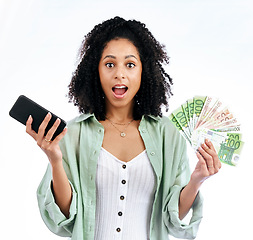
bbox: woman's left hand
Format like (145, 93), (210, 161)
(191, 138), (222, 185)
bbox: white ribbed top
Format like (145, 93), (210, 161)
(94, 147), (156, 240)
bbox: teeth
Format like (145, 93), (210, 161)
(114, 86), (127, 89)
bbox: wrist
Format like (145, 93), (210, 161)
(188, 177), (203, 192)
(49, 158), (63, 169)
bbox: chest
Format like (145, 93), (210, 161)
(95, 147), (156, 239)
(101, 121), (146, 162)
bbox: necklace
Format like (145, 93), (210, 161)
(106, 117), (134, 137)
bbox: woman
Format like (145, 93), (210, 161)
(26, 16), (221, 240)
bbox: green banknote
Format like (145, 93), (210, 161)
(218, 132), (244, 166)
(182, 101), (192, 134)
(193, 96), (206, 129)
(170, 105), (191, 139)
(191, 128), (244, 166)
(187, 98), (194, 132)
(168, 113), (191, 144)
(195, 96), (214, 129)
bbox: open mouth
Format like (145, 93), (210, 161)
(112, 85), (128, 98)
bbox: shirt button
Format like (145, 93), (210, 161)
(122, 164), (126, 169)
(116, 228), (121, 232)
(118, 211), (123, 216)
(141, 129), (146, 133)
(98, 129), (102, 133)
(120, 196), (125, 200)
(121, 180), (126, 184)
(150, 152), (156, 156)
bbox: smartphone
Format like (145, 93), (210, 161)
(9, 95), (67, 140)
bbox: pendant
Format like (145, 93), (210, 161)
(120, 132), (126, 137)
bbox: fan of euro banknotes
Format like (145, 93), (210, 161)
(169, 96), (244, 166)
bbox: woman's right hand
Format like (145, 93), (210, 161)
(27, 113), (72, 218)
(26, 112), (67, 166)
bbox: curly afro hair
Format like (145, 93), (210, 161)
(68, 16), (173, 120)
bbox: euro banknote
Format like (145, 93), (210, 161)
(169, 96), (244, 166)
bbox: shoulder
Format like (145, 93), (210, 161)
(65, 113), (94, 131)
(159, 115), (175, 128)
(144, 115), (178, 133)
(59, 114), (94, 146)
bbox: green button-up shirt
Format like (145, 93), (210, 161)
(37, 113), (203, 240)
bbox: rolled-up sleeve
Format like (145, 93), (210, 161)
(162, 143), (204, 239)
(37, 164), (77, 237)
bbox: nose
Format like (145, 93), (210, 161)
(114, 65), (125, 79)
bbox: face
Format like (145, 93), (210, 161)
(98, 38), (142, 112)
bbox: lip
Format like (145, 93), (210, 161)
(112, 84), (128, 99)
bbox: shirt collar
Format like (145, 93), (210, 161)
(75, 113), (95, 122)
(144, 115), (160, 122)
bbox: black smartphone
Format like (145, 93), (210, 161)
(9, 95), (67, 140)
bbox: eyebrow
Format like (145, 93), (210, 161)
(103, 54), (138, 60)
(125, 55), (138, 60)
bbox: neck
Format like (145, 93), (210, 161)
(105, 104), (134, 123)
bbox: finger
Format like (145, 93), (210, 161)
(204, 139), (221, 171)
(44, 118), (61, 142)
(37, 112), (52, 145)
(198, 145), (215, 175)
(26, 115), (37, 140)
(51, 127), (68, 145)
(196, 150), (212, 179)
(196, 150), (208, 169)
(205, 139), (216, 152)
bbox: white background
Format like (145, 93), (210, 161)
(1, 0), (252, 239)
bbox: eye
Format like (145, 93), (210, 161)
(105, 62), (114, 68)
(127, 62), (136, 68)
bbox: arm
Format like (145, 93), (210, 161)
(179, 139), (221, 220)
(26, 113), (71, 218)
(179, 179), (202, 220)
(51, 161), (72, 218)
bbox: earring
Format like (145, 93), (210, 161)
(135, 94), (140, 105)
